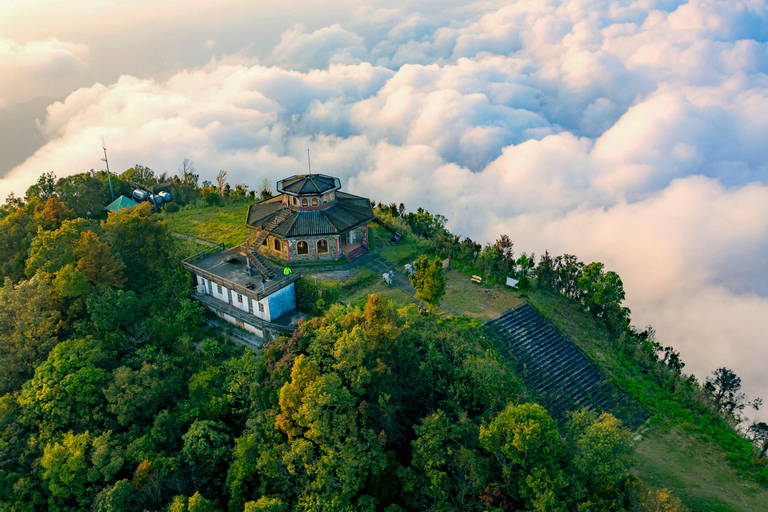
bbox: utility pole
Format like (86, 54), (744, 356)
(101, 136), (115, 201)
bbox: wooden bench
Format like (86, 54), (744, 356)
(471, 275), (482, 284)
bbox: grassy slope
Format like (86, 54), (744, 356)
(173, 203), (768, 509)
(524, 289), (768, 511)
(163, 201), (252, 247)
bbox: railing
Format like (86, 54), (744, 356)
(183, 243), (226, 265)
(191, 291), (295, 335)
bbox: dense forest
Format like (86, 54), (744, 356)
(0, 168), (764, 510)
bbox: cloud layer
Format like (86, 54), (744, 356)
(3, 0), (768, 409)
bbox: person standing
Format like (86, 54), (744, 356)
(261, 274), (267, 291)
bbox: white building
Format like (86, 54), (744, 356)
(183, 244), (298, 341)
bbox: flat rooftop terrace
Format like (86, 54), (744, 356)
(182, 244), (299, 300)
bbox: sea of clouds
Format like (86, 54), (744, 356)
(2, 0), (768, 413)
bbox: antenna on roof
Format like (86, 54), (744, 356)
(307, 148), (312, 175)
(101, 136), (115, 201)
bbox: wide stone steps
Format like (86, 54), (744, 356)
(484, 302), (649, 430)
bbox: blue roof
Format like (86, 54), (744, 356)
(105, 195), (139, 212)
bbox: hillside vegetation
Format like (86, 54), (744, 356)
(1, 170), (766, 511)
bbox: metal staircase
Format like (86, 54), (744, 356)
(242, 208), (292, 277)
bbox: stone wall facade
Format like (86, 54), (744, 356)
(255, 223), (369, 263)
(286, 234), (341, 262)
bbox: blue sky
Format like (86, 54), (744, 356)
(2, 0), (768, 411)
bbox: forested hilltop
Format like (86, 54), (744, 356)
(0, 168), (766, 511)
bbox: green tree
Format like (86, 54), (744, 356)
(168, 492), (219, 512)
(74, 230), (126, 287)
(56, 171), (124, 219)
(409, 255), (446, 315)
(103, 351), (185, 427)
(565, 410), (633, 489)
(245, 496), (288, 512)
(92, 480), (137, 512)
(102, 202), (175, 294)
(480, 403), (565, 510)
(578, 262), (630, 332)
(401, 410), (488, 510)
(87, 287), (139, 332)
(704, 367), (761, 420)
(181, 420), (232, 492)
(25, 172), (57, 203)
(52, 264), (91, 299)
(25, 218), (94, 277)
(276, 355), (386, 507)
(18, 337), (113, 434)
(0, 276), (61, 394)
(120, 165), (156, 187)
(41, 431), (93, 512)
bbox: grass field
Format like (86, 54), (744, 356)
(163, 201), (251, 247)
(441, 270), (524, 319)
(635, 426), (768, 511)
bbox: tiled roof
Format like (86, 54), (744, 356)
(279, 174), (338, 195)
(246, 192), (373, 237)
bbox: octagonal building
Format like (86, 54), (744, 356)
(245, 174), (374, 262)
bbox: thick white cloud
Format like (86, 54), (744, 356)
(0, 36), (89, 106)
(3, 0), (768, 411)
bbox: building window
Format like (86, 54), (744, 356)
(301, 198), (308, 206)
(274, 238), (281, 251)
(292, 197), (298, 206)
(258, 303), (264, 313)
(329, 192), (335, 201)
(317, 239), (328, 253)
(322, 194), (328, 204)
(297, 241), (308, 254)
(215, 283), (220, 294)
(262, 237), (267, 246)
(311, 197), (318, 206)
(237, 294), (243, 304)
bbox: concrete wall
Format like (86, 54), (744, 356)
(232, 291), (250, 313)
(266, 283), (297, 321)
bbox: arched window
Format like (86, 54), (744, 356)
(292, 197), (298, 206)
(329, 192), (335, 201)
(273, 238), (281, 251)
(311, 197), (318, 206)
(317, 239), (328, 253)
(297, 241), (308, 255)
(322, 195), (328, 204)
(301, 198), (308, 207)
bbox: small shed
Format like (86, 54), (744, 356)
(506, 277), (519, 289)
(105, 195), (139, 212)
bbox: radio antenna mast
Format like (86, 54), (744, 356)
(101, 136), (115, 201)
(307, 148), (311, 175)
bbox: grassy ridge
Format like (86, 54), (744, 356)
(163, 200), (252, 247)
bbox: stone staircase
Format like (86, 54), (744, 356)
(484, 303), (650, 430)
(242, 208), (292, 277)
(345, 245), (368, 261)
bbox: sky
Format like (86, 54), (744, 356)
(2, 0), (768, 414)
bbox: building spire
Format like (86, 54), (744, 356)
(307, 148), (312, 175)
